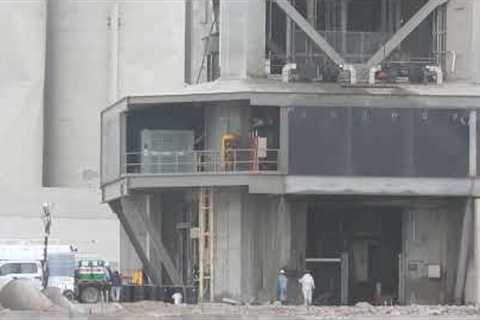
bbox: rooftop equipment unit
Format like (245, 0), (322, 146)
(141, 129), (195, 174)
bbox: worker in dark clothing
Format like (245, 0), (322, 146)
(111, 271), (122, 302)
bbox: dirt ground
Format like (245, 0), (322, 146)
(3, 302), (480, 319)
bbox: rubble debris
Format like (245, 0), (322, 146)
(115, 301), (480, 319)
(222, 298), (242, 305)
(355, 302), (374, 309)
(0, 279), (53, 311)
(42, 287), (82, 313)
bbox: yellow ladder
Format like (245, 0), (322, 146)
(198, 187), (214, 302)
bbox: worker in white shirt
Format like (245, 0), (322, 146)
(298, 271), (315, 305)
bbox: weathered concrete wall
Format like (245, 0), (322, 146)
(219, 0), (265, 79)
(403, 203), (463, 304)
(446, 0), (480, 83)
(214, 188), (302, 303)
(214, 187), (244, 300)
(242, 195), (291, 303)
(44, 0), (186, 187)
(0, 0), (46, 189)
(117, 1), (186, 96)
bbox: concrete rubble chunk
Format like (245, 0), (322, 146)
(42, 287), (82, 313)
(0, 279), (53, 311)
(222, 298), (242, 305)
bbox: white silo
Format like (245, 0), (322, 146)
(0, 0), (47, 189)
(44, 0), (186, 188)
(43, 0), (113, 187)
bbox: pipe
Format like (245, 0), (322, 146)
(369, 65), (382, 85)
(110, 2), (120, 102)
(447, 50), (457, 74)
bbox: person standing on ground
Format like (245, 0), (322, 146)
(298, 271), (315, 306)
(102, 263), (112, 303)
(111, 270), (122, 302)
(276, 269), (288, 304)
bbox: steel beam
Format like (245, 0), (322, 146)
(274, 0), (345, 66)
(121, 196), (183, 285)
(367, 0), (449, 69)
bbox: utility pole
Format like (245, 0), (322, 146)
(41, 202), (52, 289)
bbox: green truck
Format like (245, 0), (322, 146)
(75, 259), (110, 303)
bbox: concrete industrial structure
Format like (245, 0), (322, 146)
(3, 0), (480, 307)
(101, 0), (480, 306)
(0, 0), (186, 268)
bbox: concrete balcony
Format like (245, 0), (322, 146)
(100, 78), (480, 202)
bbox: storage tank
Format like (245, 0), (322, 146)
(43, 0), (112, 187)
(0, 0), (46, 189)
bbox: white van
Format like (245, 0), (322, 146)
(0, 260), (43, 291)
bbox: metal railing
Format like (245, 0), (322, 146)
(124, 149), (280, 175)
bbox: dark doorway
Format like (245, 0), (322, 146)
(306, 203), (402, 305)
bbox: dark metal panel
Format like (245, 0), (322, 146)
(289, 107), (469, 178)
(351, 108), (411, 176)
(289, 107), (348, 175)
(413, 109), (469, 177)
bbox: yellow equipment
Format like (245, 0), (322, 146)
(221, 133), (240, 171)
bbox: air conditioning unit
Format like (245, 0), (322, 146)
(140, 130), (195, 174)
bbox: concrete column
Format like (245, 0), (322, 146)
(471, 0), (480, 83)
(219, 0), (266, 79)
(474, 199), (480, 303)
(205, 101), (251, 151)
(470, 110), (477, 177)
(214, 187), (244, 300)
(279, 107), (289, 173)
(446, 0), (479, 82)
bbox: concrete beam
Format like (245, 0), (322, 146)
(109, 200), (162, 285)
(274, 0), (345, 66)
(125, 174), (285, 194)
(367, 0), (449, 69)
(101, 178), (127, 202)
(121, 196), (182, 285)
(285, 176), (475, 197)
